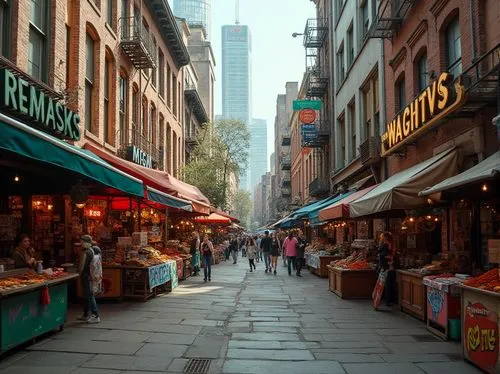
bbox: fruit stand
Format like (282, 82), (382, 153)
(327, 247), (377, 299)
(0, 268), (78, 353)
(306, 252), (341, 277)
(460, 269), (500, 374)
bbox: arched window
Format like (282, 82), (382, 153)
(119, 70), (129, 145)
(85, 26), (100, 134)
(445, 16), (462, 77)
(104, 49), (115, 145)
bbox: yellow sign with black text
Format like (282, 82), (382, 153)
(381, 72), (466, 157)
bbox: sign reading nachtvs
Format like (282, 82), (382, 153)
(0, 68), (81, 141)
(381, 72), (466, 156)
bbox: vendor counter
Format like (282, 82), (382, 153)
(397, 270), (427, 321)
(0, 271), (78, 353)
(306, 253), (341, 278)
(327, 266), (377, 299)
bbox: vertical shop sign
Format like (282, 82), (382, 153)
(372, 270), (388, 310)
(464, 301), (499, 373)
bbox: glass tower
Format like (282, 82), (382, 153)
(250, 118), (268, 190)
(173, 0), (211, 38)
(221, 24), (252, 191)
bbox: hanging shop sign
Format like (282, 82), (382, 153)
(299, 109), (317, 124)
(293, 100), (322, 111)
(0, 68), (81, 141)
(126, 145), (153, 169)
(301, 124), (317, 146)
(381, 72), (466, 157)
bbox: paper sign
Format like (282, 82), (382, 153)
(488, 240), (500, 263)
(372, 270), (388, 310)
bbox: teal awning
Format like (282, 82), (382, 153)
(308, 192), (354, 225)
(0, 114), (144, 197)
(292, 197), (334, 219)
(146, 187), (192, 211)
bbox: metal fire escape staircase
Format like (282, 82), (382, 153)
(303, 18), (329, 97)
(367, 0), (417, 39)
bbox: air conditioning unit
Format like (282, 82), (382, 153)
(360, 136), (381, 165)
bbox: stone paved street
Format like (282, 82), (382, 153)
(0, 259), (482, 374)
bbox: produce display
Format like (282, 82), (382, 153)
(330, 250), (369, 269)
(123, 246), (172, 267)
(343, 260), (373, 270)
(464, 268), (500, 293)
(0, 269), (72, 292)
(407, 261), (450, 275)
(305, 240), (340, 255)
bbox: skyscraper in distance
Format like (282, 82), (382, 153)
(221, 24), (252, 191)
(250, 118), (268, 190)
(173, 0), (211, 38)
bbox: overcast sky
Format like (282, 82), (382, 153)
(170, 0), (316, 170)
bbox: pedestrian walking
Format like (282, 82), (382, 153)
(282, 232), (298, 276)
(201, 234), (214, 282)
(270, 232), (281, 275)
(77, 234), (102, 324)
(224, 237), (230, 261)
(296, 232), (307, 277)
(256, 235), (262, 262)
(246, 237), (257, 272)
(260, 231), (273, 273)
(190, 231), (201, 276)
(378, 232), (396, 306)
(230, 236), (239, 264)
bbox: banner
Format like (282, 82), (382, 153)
(301, 124), (318, 146)
(148, 262), (171, 291)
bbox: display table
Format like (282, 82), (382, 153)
(398, 270), (427, 321)
(327, 266), (377, 299)
(423, 277), (462, 339)
(307, 253), (341, 278)
(122, 262), (173, 301)
(77, 264), (122, 300)
(0, 273), (78, 353)
(461, 285), (499, 374)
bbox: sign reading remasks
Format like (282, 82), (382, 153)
(381, 72), (466, 157)
(0, 68), (81, 141)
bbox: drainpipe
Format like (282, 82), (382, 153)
(379, 38), (388, 182)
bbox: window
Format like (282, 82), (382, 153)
(121, 0), (128, 18)
(119, 74), (128, 145)
(349, 102), (356, 160)
(104, 58), (110, 143)
(149, 105), (156, 146)
(445, 17), (462, 77)
(65, 26), (70, 88)
(158, 50), (165, 98)
(142, 98), (147, 137)
(132, 86), (138, 130)
(28, 0), (49, 81)
(172, 74), (178, 117)
(167, 64), (172, 108)
(151, 38), (157, 87)
(337, 114), (346, 169)
(1, 0), (10, 57)
(106, 0), (114, 29)
(360, 1), (369, 40)
(396, 76), (406, 113)
(347, 24), (354, 67)
(417, 53), (428, 92)
(85, 34), (95, 132)
(337, 44), (345, 83)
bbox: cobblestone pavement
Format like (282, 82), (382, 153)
(0, 257), (481, 373)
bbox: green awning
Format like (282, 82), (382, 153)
(0, 114), (144, 197)
(146, 186), (192, 211)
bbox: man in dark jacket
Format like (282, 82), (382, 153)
(230, 236), (239, 264)
(296, 233), (307, 277)
(260, 231), (273, 273)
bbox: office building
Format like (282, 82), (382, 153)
(173, 0), (211, 38)
(221, 24), (252, 190)
(250, 118), (268, 190)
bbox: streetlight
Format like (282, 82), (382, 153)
(292, 32), (303, 38)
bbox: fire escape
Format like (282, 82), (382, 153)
(367, 0), (416, 39)
(303, 18), (329, 97)
(117, 16), (164, 169)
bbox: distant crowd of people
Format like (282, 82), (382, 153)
(220, 231), (308, 277)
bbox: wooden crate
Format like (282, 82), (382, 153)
(122, 267), (154, 301)
(327, 265), (336, 292)
(330, 268), (377, 299)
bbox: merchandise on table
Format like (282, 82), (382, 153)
(463, 268), (500, 293)
(0, 268), (73, 293)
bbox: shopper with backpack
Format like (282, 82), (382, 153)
(77, 234), (102, 324)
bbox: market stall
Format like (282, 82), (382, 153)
(0, 268), (78, 353)
(460, 269), (500, 374)
(305, 240), (343, 277)
(326, 241), (377, 299)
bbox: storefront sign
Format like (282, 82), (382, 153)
(299, 109), (316, 124)
(84, 208), (105, 220)
(301, 124), (317, 146)
(381, 72), (466, 156)
(127, 146), (153, 168)
(464, 301), (499, 373)
(0, 69), (81, 141)
(293, 100), (322, 111)
(148, 262), (171, 291)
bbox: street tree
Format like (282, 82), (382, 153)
(234, 190), (252, 228)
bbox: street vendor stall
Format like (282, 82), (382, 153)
(305, 240), (342, 277)
(460, 269), (500, 374)
(0, 268), (78, 353)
